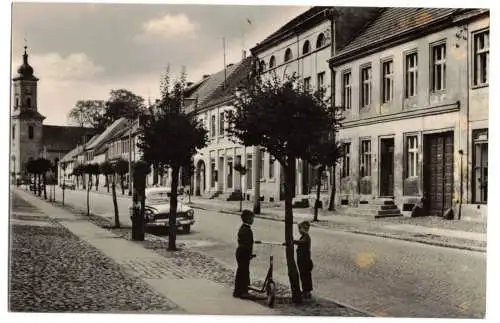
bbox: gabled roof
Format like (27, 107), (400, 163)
(85, 117), (129, 151)
(42, 125), (98, 152)
(332, 8), (477, 64)
(60, 145), (84, 162)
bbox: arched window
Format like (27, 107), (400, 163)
(284, 48), (293, 62)
(260, 60), (266, 73)
(269, 56), (276, 68)
(28, 125), (34, 139)
(26, 97), (32, 108)
(302, 40), (310, 55)
(316, 33), (325, 48)
(15, 97), (19, 109)
(12, 125), (15, 140)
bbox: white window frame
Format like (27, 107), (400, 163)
(360, 65), (372, 108)
(342, 142), (351, 177)
(303, 77), (311, 92)
(473, 30), (489, 86)
(405, 52), (418, 98)
(431, 42), (446, 92)
(342, 70), (352, 110)
(211, 115), (216, 137)
(219, 112), (225, 136)
(317, 72), (325, 91)
(382, 59), (394, 103)
(406, 136), (419, 178)
(360, 139), (371, 177)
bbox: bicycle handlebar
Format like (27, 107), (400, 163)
(255, 240), (286, 246)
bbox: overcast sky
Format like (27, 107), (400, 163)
(11, 2), (308, 126)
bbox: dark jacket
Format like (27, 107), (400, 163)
(237, 223), (254, 258)
(294, 233), (312, 266)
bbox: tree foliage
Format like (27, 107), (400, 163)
(226, 69), (340, 303)
(138, 69), (208, 250)
(67, 100), (106, 129)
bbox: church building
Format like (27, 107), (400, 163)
(10, 46), (99, 180)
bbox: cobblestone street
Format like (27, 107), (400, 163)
(9, 194), (180, 313)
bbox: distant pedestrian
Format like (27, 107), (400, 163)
(233, 210), (255, 299)
(294, 220), (313, 299)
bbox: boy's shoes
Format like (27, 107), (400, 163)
(302, 291), (312, 299)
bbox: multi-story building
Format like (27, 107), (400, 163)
(329, 8), (489, 221)
(249, 6), (381, 202)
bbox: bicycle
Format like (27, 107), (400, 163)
(248, 240), (285, 308)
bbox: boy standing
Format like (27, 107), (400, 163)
(233, 210), (255, 299)
(294, 221), (313, 299)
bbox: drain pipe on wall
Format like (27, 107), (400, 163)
(458, 149), (464, 220)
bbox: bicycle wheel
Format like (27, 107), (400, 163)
(266, 281), (276, 308)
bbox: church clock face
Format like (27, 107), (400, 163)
(25, 87), (32, 95)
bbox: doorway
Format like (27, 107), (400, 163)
(379, 137), (394, 197)
(423, 131), (454, 217)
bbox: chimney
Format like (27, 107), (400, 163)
(242, 50), (247, 60)
(203, 74), (210, 79)
(186, 82), (194, 87)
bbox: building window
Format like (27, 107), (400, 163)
(317, 72), (325, 91)
(303, 77), (311, 92)
(382, 60), (394, 103)
(259, 149), (265, 179)
(284, 48), (292, 62)
(342, 71), (352, 110)
(360, 66), (372, 108)
(260, 60), (266, 73)
(269, 56), (276, 68)
(269, 155), (274, 179)
(473, 129), (488, 203)
(15, 97), (19, 109)
(360, 139), (371, 177)
(27, 97), (32, 108)
(473, 30), (489, 86)
(246, 154), (253, 189)
(28, 125), (34, 139)
(406, 136), (419, 177)
(211, 115), (216, 137)
(210, 159), (216, 188)
(405, 52), (418, 98)
(219, 112), (224, 136)
(342, 142), (351, 177)
(316, 33), (325, 48)
(302, 40), (310, 55)
(431, 43), (446, 91)
(12, 125), (15, 140)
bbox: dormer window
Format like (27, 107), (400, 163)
(269, 56), (276, 68)
(284, 48), (292, 62)
(316, 33), (325, 48)
(302, 40), (310, 55)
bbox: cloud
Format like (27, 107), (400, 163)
(13, 52), (104, 81)
(141, 13), (199, 40)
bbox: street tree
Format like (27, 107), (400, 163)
(26, 159), (39, 195)
(233, 163), (247, 211)
(138, 72), (208, 250)
(101, 161), (120, 228)
(83, 164), (93, 216)
(37, 158), (52, 200)
(59, 160), (70, 206)
(67, 100), (106, 130)
(113, 158), (129, 195)
(226, 71), (338, 303)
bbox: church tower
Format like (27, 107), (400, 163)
(11, 45), (45, 180)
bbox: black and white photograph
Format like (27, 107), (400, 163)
(4, 0), (496, 321)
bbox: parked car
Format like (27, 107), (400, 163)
(61, 179), (76, 190)
(133, 187), (195, 233)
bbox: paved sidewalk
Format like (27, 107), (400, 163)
(14, 188), (275, 315)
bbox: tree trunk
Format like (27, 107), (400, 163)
(38, 174), (42, 197)
(153, 162), (159, 185)
(284, 156), (302, 304)
(95, 174), (99, 191)
(120, 175), (125, 195)
(131, 168), (146, 241)
(168, 166), (180, 251)
(43, 173), (47, 200)
(239, 175), (243, 211)
(76, 175), (80, 189)
(314, 166), (324, 222)
(253, 146), (261, 214)
(82, 175), (86, 190)
(328, 164), (336, 211)
(106, 175), (110, 193)
(112, 174), (120, 228)
(87, 176), (91, 216)
(62, 170), (66, 206)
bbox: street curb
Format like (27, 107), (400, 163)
(350, 230), (486, 253)
(192, 203), (486, 253)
